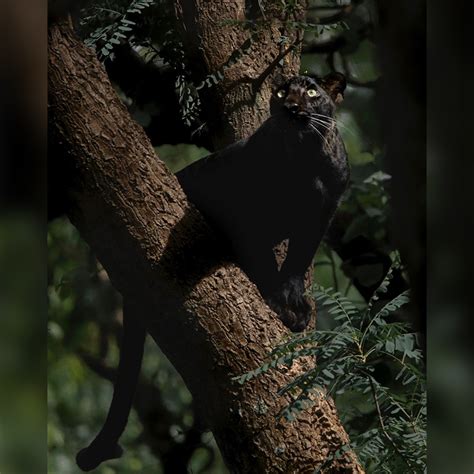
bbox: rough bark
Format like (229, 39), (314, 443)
(48, 20), (363, 474)
(174, 0), (306, 149)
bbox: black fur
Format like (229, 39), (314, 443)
(76, 73), (349, 470)
(177, 73), (349, 331)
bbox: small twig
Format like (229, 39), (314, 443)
(368, 376), (416, 473)
(93, 7), (122, 17)
(252, 35), (304, 93)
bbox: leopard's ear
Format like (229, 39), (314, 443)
(320, 72), (346, 104)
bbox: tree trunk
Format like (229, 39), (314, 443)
(175, 0), (306, 149)
(48, 19), (363, 474)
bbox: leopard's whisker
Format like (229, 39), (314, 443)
(309, 122), (329, 146)
(308, 123), (326, 142)
(313, 113), (356, 137)
(309, 118), (333, 131)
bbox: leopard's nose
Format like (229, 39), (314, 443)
(285, 101), (301, 114)
(285, 102), (300, 114)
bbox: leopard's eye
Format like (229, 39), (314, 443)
(276, 89), (286, 98)
(307, 89), (319, 97)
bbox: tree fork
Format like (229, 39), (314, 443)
(48, 19), (363, 473)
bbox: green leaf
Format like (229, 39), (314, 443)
(385, 340), (395, 353)
(364, 171), (392, 184)
(375, 290), (410, 320)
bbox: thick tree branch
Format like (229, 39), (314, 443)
(48, 19), (363, 473)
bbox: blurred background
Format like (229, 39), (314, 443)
(1, 0), (47, 473)
(1, 0), (473, 473)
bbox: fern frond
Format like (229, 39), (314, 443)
(313, 284), (360, 335)
(238, 276), (425, 473)
(361, 289), (410, 346)
(84, 0), (156, 61)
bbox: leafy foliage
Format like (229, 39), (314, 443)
(81, 0), (156, 60)
(236, 260), (426, 473)
(341, 170), (392, 245)
(79, 0), (350, 128)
